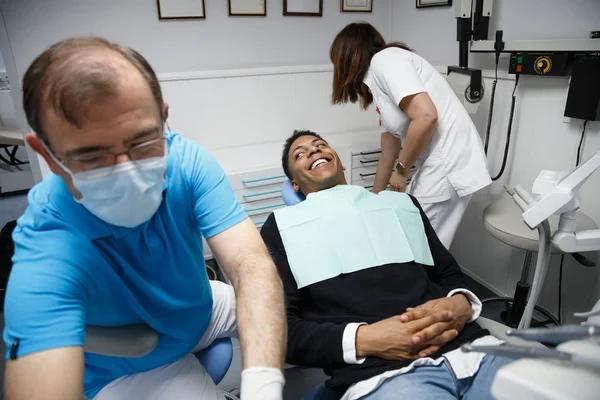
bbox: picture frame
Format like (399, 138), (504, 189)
(340, 0), (372, 13)
(416, 0), (452, 8)
(283, 0), (323, 17)
(157, 0), (206, 20)
(229, 0), (267, 17)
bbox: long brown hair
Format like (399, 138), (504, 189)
(330, 22), (412, 110)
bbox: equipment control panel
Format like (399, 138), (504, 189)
(508, 53), (569, 76)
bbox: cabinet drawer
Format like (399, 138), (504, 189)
(228, 167), (287, 191)
(351, 150), (381, 169)
(251, 214), (270, 230)
(242, 197), (285, 217)
(235, 182), (283, 204)
(352, 178), (398, 191)
(351, 165), (379, 181)
(351, 177), (376, 189)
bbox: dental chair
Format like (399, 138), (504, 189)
(279, 180), (535, 400)
(83, 323), (233, 398)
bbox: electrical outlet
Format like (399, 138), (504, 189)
(591, 31), (600, 39)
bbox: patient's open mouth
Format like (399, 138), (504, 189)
(310, 158), (331, 170)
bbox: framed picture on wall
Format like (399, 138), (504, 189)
(341, 0), (372, 13)
(283, 0), (323, 17)
(157, 0), (206, 19)
(416, 0), (452, 8)
(229, 0), (267, 16)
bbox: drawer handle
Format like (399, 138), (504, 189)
(241, 175), (286, 184)
(247, 203), (285, 213)
(359, 150), (381, 156)
(359, 172), (376, 178)
(243, 190), (282, 199)
(365, 184), (390, 190)
(359, 159), (379, 165)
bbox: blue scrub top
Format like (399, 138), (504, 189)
(3, 131), (247, 398)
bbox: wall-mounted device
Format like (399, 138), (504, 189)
(454, 0), (600, 121)
(564, 54), (600, 121)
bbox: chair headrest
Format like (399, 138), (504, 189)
(282, 180), (306, 206)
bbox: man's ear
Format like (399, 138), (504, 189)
(291, 179), (301, 192)
(26, 133), (64, 176)
(163, 101), (169, 120)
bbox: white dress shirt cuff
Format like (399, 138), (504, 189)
(447, 288), (482, 323)
(342, 322), (367, 364)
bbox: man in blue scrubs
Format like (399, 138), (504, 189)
(3, 37), (286, 400)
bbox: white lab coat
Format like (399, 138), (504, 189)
(363, 47), (491, 204)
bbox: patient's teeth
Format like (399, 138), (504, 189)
(310, 158), (329, 170)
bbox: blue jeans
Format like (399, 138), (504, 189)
(361, 355), (512, 400)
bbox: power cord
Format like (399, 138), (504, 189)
(483, 60), (498, 155)
(558, 254), (565, 324)
(491, 74), (520, 181)
(0, 146), (29, 166)
(576, 120), (589, 166)
(484, 30), (504, 155)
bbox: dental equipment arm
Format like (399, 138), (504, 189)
(504, 184), (552, 329)
(523, 151), (600, 253)
(462, 343), (600, 371)
(506, 324), (600, 344)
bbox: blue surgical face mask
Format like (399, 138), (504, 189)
(44, 142), (168, 228)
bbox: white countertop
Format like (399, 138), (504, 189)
(210, 130), (381, 174)
(0, 127), (24, 146)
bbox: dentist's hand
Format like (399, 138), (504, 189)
(389, 170), (408, 192)
(400, 295), (472, 348)
(356, 311), (458, 361)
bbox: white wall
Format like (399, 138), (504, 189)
(0, 50), (5, 72)
(391, 0), (600, 322)
(161, 67), (377, 154)
(391, 0), (600, 69)
(1, 0), (391, 179)
(2, 0), (392, 76)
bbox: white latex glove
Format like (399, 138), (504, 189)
(240, 367), (285, 400)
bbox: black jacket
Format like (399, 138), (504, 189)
(260, 194), (488, 391)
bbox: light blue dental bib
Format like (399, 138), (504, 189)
(274, 185), (434, 289)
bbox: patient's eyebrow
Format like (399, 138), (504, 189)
(292, 138), (322, 154)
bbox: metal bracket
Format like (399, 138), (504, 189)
(447, 66), (483, 101)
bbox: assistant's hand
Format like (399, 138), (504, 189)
(389, 170), (408, 192)
(356, 311), (458, 361)
(400, 295), (472, 347)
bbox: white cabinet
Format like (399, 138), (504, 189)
(350, 148), (381, 189)
(203, 166), (287, 260)
(349, 148), (416, 190)
(229, 166), (287, 230)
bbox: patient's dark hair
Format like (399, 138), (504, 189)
(282, 130), (325, 179)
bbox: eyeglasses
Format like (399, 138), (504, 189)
(62, 136), (165, 173)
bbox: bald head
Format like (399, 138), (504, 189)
(22, 37), (164, 145)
